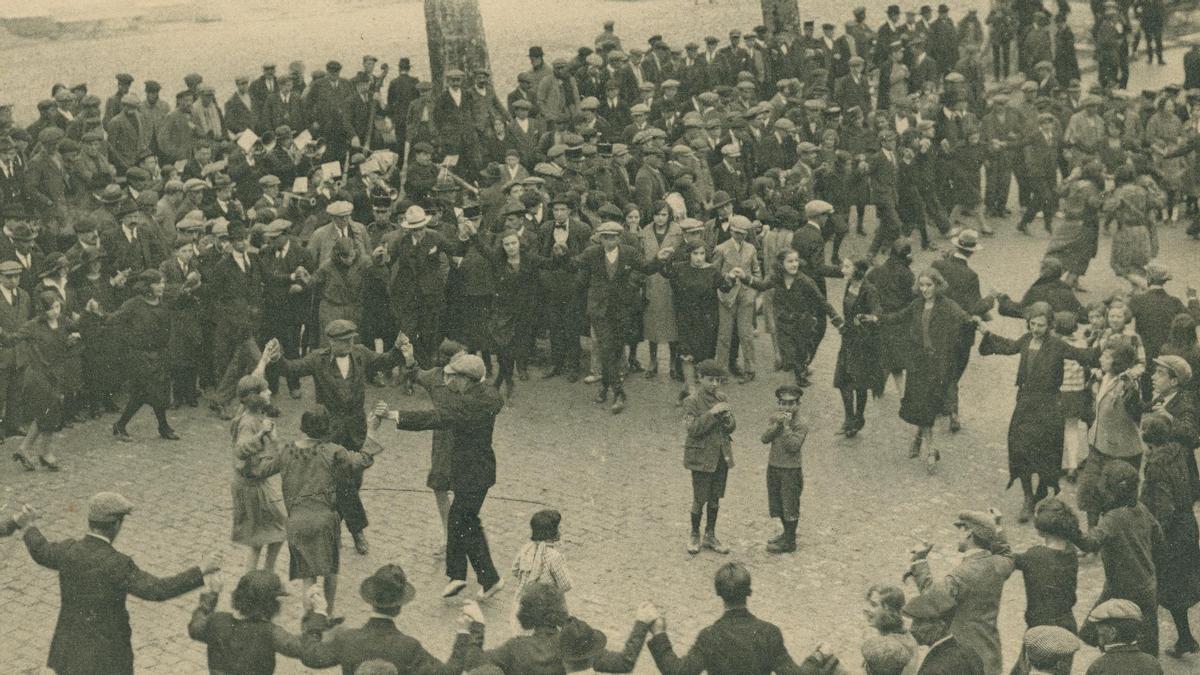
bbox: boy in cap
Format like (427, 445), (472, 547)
(1019, 625), (1079, 674)
(21, 492), (220, 675)
(1083, 599), (1163, 673)
(760, 384), (807, 553)
(682, 359), (736, 554)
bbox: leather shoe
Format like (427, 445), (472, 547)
(113, 425), (133, 443)
(159, 429), (181, 441)
(1167, 640), (1200, 658)
(702, 533), (730, 554)
(687, 533), (701, 555)
(352, 531), (369, 555)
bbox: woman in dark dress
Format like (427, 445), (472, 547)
(833, 258), (884, 437)
(492, 229), (544, 398)
(12, 291), (78, 471)
(977, 301), (1098, 521)
(1047, 161), (1104, 289)
(1012, 497), (1081, 675)
(1139, 414), (1200, 657)
(73, 250), (121, 416)
(108, 270), (180, 442)
(660, 240), (733, 400)
(865, 267), (977, 473)
(749, 249), (842, 388)
(865, 241), (916, 395)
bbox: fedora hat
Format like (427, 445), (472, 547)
(94, 184), (125, 204)
(401, 205), (431, 229)
(950, 228), (981, 252)
(359, 564), (417, 609)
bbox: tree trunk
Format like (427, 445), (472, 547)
(424, 0), (492, 92)
(760, 0), (801, 36)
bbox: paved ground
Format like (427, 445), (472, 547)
(4, 207), (1200, 675)
(4, 2), (1200, 674)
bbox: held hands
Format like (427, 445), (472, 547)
(206, 572), (225, 595)
(655, 246), (674, 261)
(199, 553), (222, 576)
(651, 610), (667, 635)
(66, 332), (82, 346)
(13, 504), (37, 529)
(394, 332), (415, 363)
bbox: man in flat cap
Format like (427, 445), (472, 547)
(908, 510), (1014, 674)
(1083, 599), (1163, 672)
(105, 93), (151, 173)
(1019, 625), (1079, 674)
(224, 75), (258, 138)
(860, 634), (913, 674)
(104, 73), (135, 125)
(20, 492), (219, 675)
(901, 588), (984, 674)
(0, 258), (31, 437)
(249, 62), (278, 115)
(265, 320), (410, 556)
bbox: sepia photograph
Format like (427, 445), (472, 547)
(1, 0), (1200, 672)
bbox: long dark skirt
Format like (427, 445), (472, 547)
(1158, 508), (1200, 610)
(899, 348), (951, 427)
(676, 309), (718, 362)
(1007, 390), (1065, 489)
(775, 316), (816, 372)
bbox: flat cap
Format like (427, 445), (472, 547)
(804, 200), (834, 218)
(258, 174), (281, 187)
(595, 221), (624, 236)
(0, 260), (23, 275)
(795, 141), (818, 153)
(326, 201), (353, 217)
(183, 178), (208, 191)
(678, 217), (704, 233)
(1023, 626), (1080, 662)
(88, 492), (134, 522)
(630, 103), (651, 115)
(661, 79), (681, 88)
(1089, 598), (1143, 622)
(121, 93), (142, 106)
(163, 179), (185, 193)
(955, 511), (1000, 546)
(902, 588), (957, 619)
(116, 73), (134, 84)
(325, 319), (358, 340)
(728, 214), (752, 233)
(579, 96), (599, 110)
(443, 352), (486, 381)
(721, 143), (741, 157)
(1154, 355), (1192, 384)
(849, 56), (865, 66)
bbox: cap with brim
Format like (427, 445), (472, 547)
(402, 205), (431, 229)
(262, 219), (292, 238)
(88, 492), (134, 522)
(804, 200), (834, 218)
(902, 587), (957, 619)
(595, 221), (624, 236)
(721, 144), (741, 157)
(954, 510), (999, 546)
(444, 352), (486, 381)
(183, 178), (208, 192)
(775, 384), (803, 401)
(0, 261), (22, 276)
(678, 218), (704, 233)
(951, 229), (981, 252)
(1089, 598), (1143, 622)
(324, 319), (358, 340)
(326, 201), (353, 217)
(1154, 355), (1192, 385)
(729, 215), (752, 233)
(709, 191), (733, 209)
(1023, 626), (1079, 661)
(359, 564), (417, 609)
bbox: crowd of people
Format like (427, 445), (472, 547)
(3, 0), (1200, 672)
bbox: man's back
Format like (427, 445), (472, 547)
(648, 607), (806, 675)
(23, 528), (202, 675)
(918, 635), (984, 675)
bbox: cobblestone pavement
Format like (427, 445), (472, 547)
(3, 206), (1200, 674)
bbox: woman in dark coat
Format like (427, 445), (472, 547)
(492, 230), (544, 398)
(1160, 312), (1200, 398)
(977, 301), (1098, 522)
(867, 267), (978, 473)
(749, 249), (842, 388)
(73, 250), (121, 416)
(660, 240), (733, 400)
(109, 269), (180, 442)
(865, 241), (916, 394)
(1139, 414), (1200, 657)
(995, 257), (1087, 324)
(833, 258), (884, 437)
(12, 291), (78, 471)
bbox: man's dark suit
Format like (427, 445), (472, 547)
(208, 252), (264, 382)
(0, 158), (24, 215)
(299, 615), (472, 674)
(100, 226), (164, 279)
(710, 160), (749, 203)
(833, 74), (872, 115)
(648, 607), (826, 675)
(0, 285), (31, 431)
(223, 93), (257, 136)
(261, 237), (315, 393)
(22, 528), (203, 675)
(387, 229), (460, 367)
(755, 133), (796, 174)
(865, 149), (902, 255)
(916, 635), (984, 675)
(1130, 287), (1186, 362)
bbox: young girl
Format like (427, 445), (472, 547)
(862, 584), (919, 675)
(747, 249), (842, 387)
(1057, 312), (1092, 483)
(230, 355), (286, 573)
(510, 509), (572, 632)
(1013, 497), (1081, 673)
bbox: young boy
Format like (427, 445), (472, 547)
(761, 384), (807, 553)
(682, 359), (735, 555)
